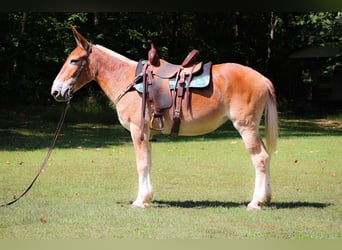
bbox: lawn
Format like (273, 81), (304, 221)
(0, 103), (341, 239)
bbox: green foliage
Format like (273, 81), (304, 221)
(289, 12), (342, 46)
(0, 12), (341, 106)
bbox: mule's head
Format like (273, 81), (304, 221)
(51, 26), (95, 102)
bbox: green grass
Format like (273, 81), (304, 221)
(0, 103), (341, 239)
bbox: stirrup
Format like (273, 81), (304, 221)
(150, 113), (164, 131)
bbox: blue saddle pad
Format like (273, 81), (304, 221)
(134, 61), (212, 93)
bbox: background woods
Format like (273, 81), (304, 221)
(0, 12), (341, 113)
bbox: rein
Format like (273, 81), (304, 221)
(0, 101), (71, 207)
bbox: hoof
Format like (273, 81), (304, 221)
(246, 201), (264, 211)
(131, 201), (150, 209)
(131, 203), (145, 209)
(246, 204), (262, 211)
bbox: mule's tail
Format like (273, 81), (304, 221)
(264, 78), (278, 154)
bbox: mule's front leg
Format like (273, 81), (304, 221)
(130, 127), (153, 208)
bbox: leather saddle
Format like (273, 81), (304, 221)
(134, 43), (212, 140)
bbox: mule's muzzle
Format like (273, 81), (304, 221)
(51, 82), (74, 102)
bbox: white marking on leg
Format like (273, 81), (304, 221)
(248, 147), (271, 209)
(130, 127), (153, 208)
(233, 120), (271, 210)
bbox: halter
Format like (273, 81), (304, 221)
(67, 43), (93, 100)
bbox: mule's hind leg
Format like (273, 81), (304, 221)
(233, 120), (272, 210)
(130, 125), (153, 208)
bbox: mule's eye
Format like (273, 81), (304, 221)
(70, 59), (79, 65)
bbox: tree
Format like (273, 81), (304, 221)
(1, 12), (341, 110)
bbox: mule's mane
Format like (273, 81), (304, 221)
(95, 44), (136, 64)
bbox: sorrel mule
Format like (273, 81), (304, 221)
(51, 26), (278, 210)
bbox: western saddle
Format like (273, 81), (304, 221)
(134, 42), (212, 140)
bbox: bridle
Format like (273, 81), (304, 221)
(66, 43), (93, 100)
(67, 42), (138, 106)
(70, 42), (138, 106)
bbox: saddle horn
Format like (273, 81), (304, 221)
(148, 41), (160, 66)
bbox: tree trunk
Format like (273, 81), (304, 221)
(266, 12), (279, 74)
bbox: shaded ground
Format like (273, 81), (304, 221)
(0, 104), (341, 151)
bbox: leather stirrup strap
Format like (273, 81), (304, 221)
(185, 64), (196, 110)
(171, 71), (186, 137)
(140, 63), (149, 141)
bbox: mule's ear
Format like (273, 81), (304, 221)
(71, 25), (90, 51)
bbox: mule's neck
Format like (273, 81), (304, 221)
(91, 44), (137, 104)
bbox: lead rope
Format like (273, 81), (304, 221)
(0, 100), (71, 207)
